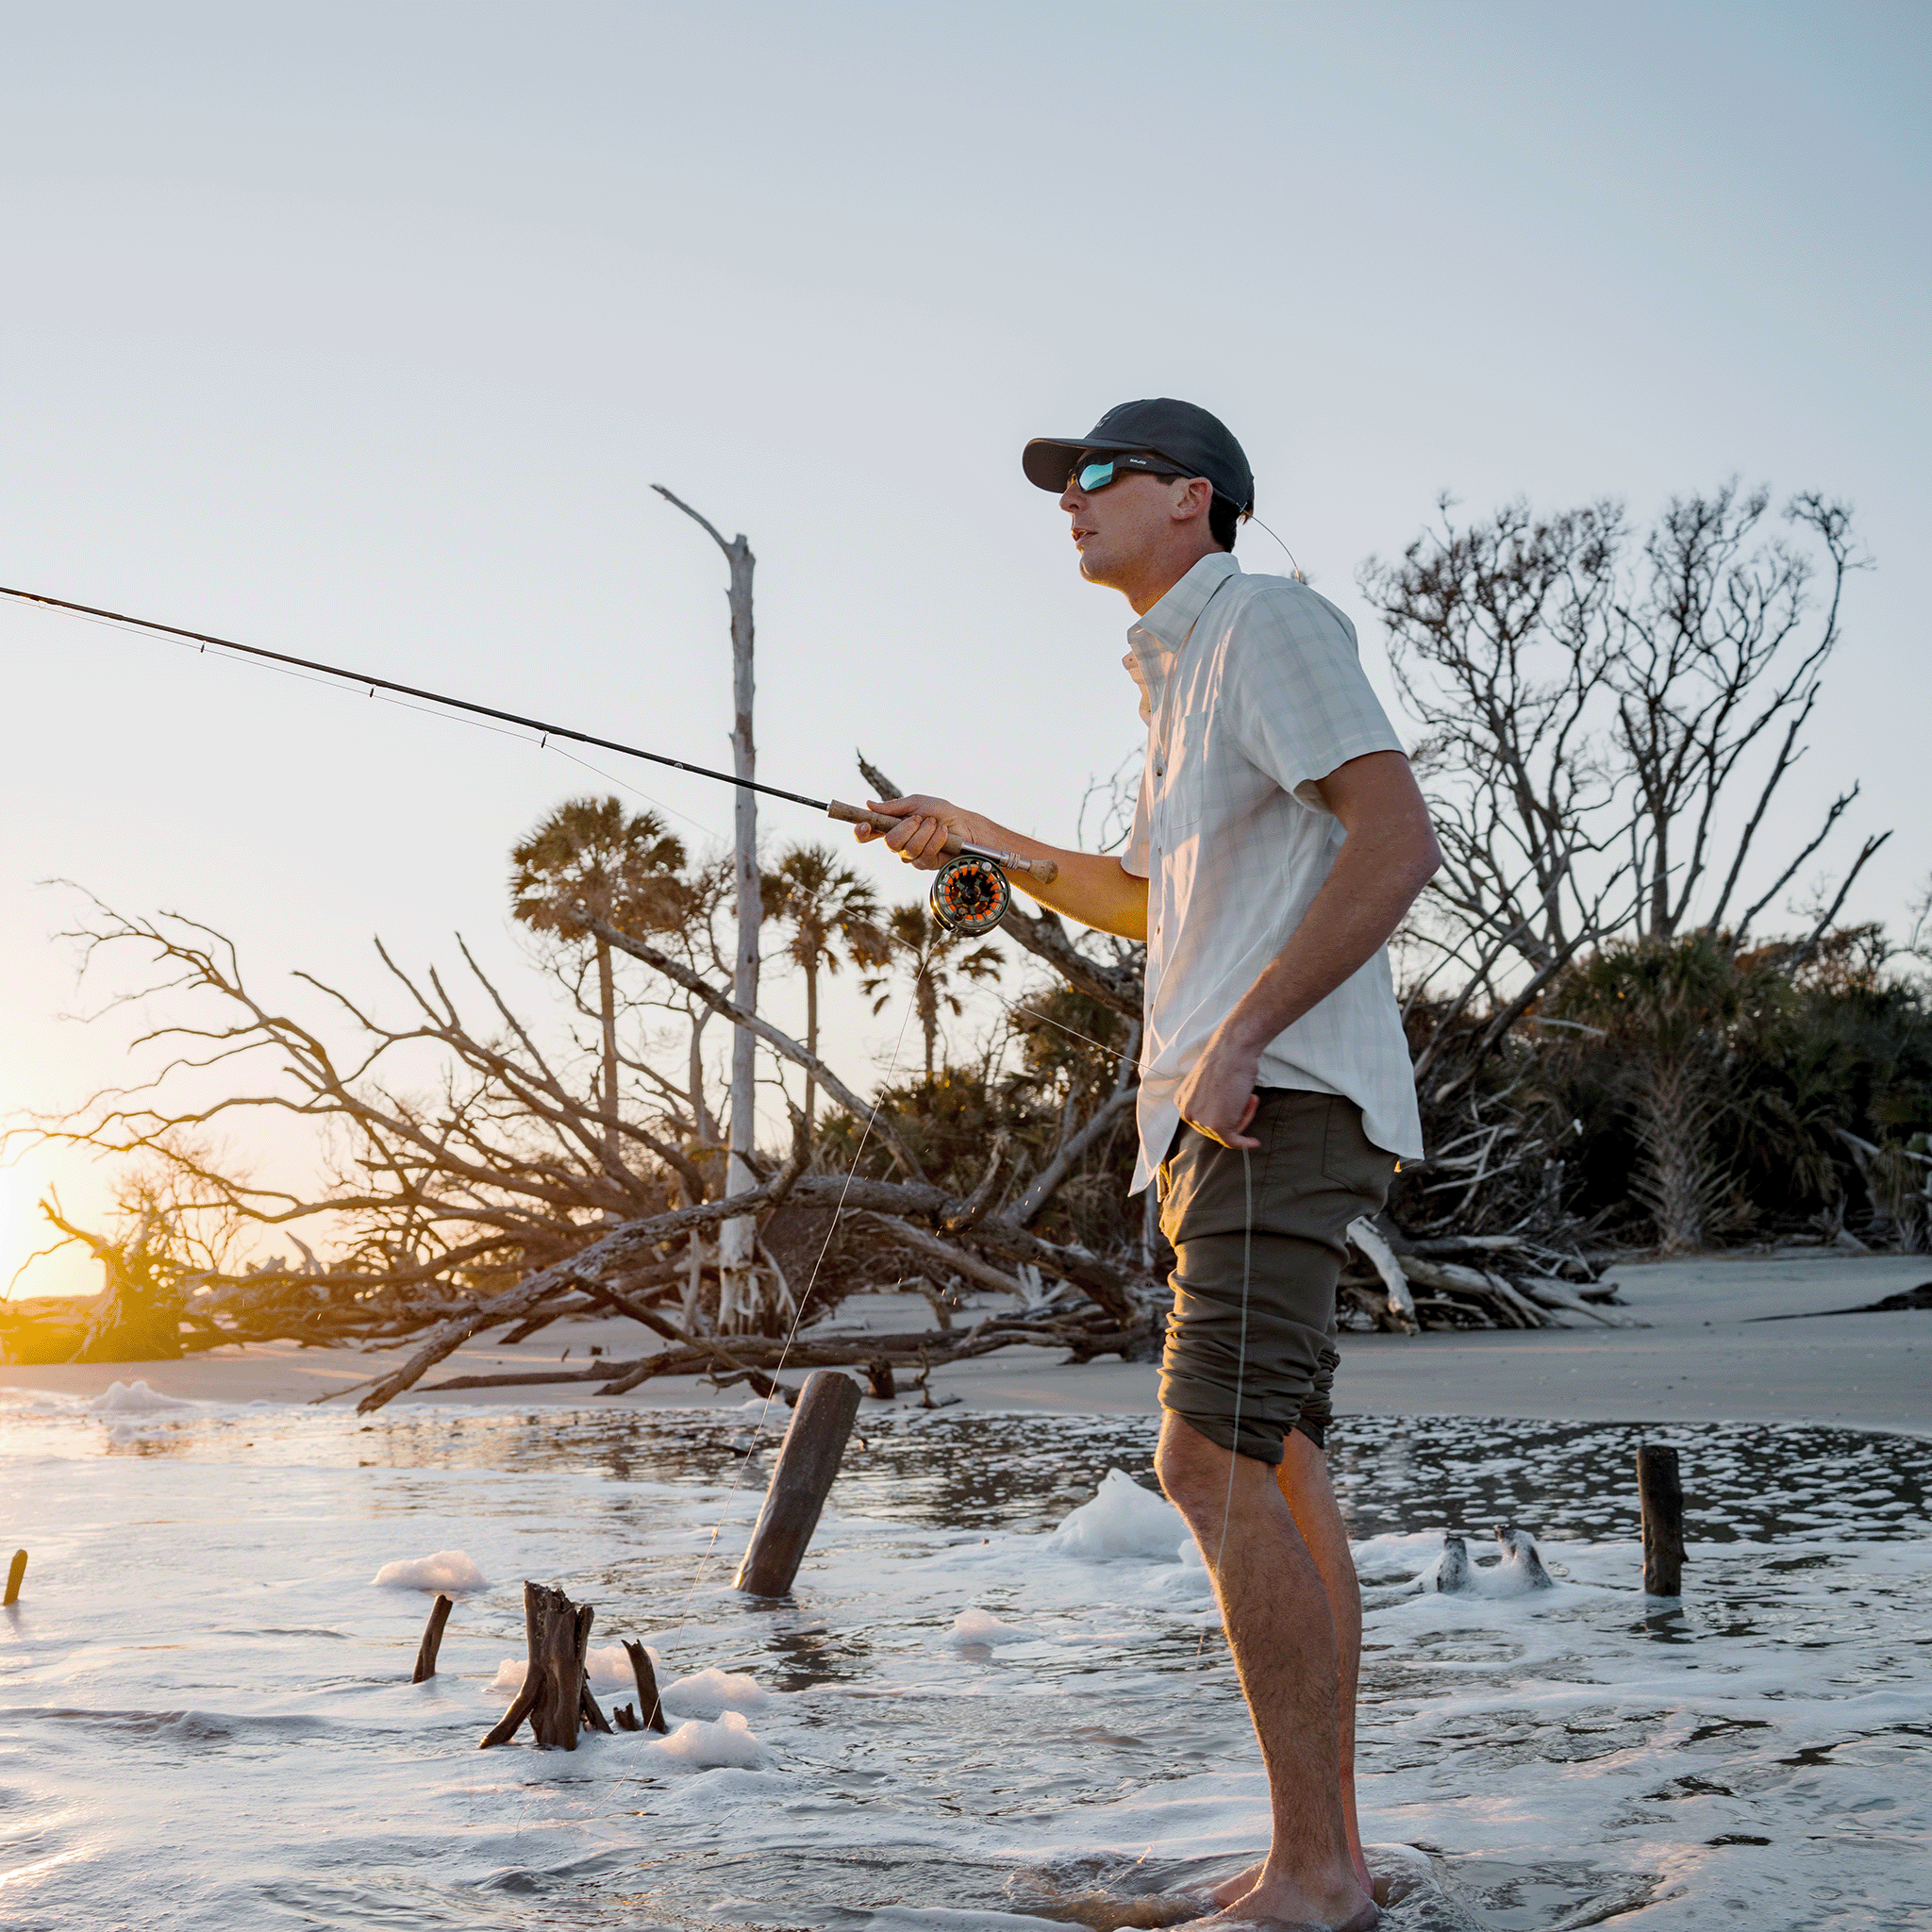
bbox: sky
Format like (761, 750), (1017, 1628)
(3, 1), (1927, 1296)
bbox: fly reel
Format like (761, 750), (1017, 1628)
(928, 853), (1011, 936)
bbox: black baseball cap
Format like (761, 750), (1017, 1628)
(1023, 398), (1255, 513)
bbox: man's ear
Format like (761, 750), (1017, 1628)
(1171, 476), (1214, 524)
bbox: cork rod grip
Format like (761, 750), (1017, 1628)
(824, 800), (1059, 886)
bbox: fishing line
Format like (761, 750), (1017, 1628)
(580, 996), (917, 1824)
(1245, 512), (1306, 582)
(10, 587), (734, 844)
(1198, 1142), (1254, 1660)
(0, 581), (841, 813)
(0, 582), (1058, 911)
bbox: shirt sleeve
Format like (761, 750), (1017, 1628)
(1121, 746), (1154, 878)
(1227, 584), (1407, 812)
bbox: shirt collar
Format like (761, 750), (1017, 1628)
(1135, 549), (1242, 655)
(1122, 551), (1242, 720)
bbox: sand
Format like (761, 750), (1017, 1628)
(4, 1247), (1926, 1432)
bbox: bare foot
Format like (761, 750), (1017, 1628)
(1208, 1862), (1263, 1907)
(1196, 1869), (1376, 1930)
(1208, 1855), (1374, 1911)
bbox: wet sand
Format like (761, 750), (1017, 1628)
(6, 1248), (1926, 1433)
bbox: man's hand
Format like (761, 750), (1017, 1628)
(846, 791), (1151, 940)
(852, 794), (987, 872)
(1174, 1026), (1264, 1149)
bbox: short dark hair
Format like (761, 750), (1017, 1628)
(1208, 491), (1241, 552)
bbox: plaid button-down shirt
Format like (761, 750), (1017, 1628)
(1121, 550), (1424, 1191)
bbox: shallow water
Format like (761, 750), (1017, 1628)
(2, 1391), (1927, 1929)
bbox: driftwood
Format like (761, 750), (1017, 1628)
(613, 1638), (668, 1733)
(479, 1669), (542, 1749)
(736, 1369), (863, 1596)
(417, 1307), (1158, 1397)
(1337, 1224), (1641, 1335)
(479, 1581), (600, 1751)
(411, 1592), (453, 1682)
(346, 1147), (808, 1414)
(1638, 1444), (1686, 1597)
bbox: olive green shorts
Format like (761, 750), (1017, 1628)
(1157, 1088), (1396, 1465)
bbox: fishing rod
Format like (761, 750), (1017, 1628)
(0, 581), (1052, 936)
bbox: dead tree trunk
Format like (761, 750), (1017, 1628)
(1638, 1443), (1686, 1597)
(411, 1592), (454, 1682)
(737, 1368), (863, 1596)
(478, 1581), (597, 1750)
(655, 484), (761, 1332)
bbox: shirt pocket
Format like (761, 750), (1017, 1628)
(1154, 711), (1210, 834)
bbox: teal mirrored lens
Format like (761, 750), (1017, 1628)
(1076, 458), (1117, 491)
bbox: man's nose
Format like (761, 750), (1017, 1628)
(1058, 485), (1083, 513)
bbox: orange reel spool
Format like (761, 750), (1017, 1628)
(928, 855), (1011, 936)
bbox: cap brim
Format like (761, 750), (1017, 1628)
(1022, 437), (1104, 493)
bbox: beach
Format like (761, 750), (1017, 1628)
(6, 1248), (1925, 1432)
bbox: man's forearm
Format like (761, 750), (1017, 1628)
(865, 802), (1148, 940)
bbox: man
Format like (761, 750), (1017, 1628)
(856, 398), (1438, 1931)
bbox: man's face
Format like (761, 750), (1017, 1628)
(1058, 455), (1191, 591)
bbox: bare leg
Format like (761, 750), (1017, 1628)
(1156, 1413), (1374, 1929)
(1206, 1431), (1373, 1907)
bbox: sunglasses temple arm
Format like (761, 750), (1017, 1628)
(824, 800), (1059, 884)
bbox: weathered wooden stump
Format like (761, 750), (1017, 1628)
(412, 1592), (454, 1682)
(1637, 1442), (1685, 1597)
(478, 1581), (600, 1749)
(623, 1636), (668, 1732)
(735, 1368), (862, 1597)
(3, 1550), (24, 1607)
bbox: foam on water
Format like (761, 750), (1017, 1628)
(490, 1643), (658, 1694)
(659, 1664), (770, 1716)
(647, 1708), (767, 1770)
(371, 1546), (490, 1591)
(1046, 1465), (1188, 1561)
(88, 1377), (196, 1413)
(1, 1391), (1927, 1928)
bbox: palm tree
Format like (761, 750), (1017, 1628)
(509, 796), (690, 1165)
(761, 844), (890, 1137)
(862, 903), (1004, 1081)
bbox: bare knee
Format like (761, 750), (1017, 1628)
(1155, 1412), (1228, 1518)
(1157, 1412), (1277, 1527)
(1275, 1425), (1329, 1506)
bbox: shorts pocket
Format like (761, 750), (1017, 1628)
(1321, 1097), (1395, 1206)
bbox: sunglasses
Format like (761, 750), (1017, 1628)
(1069, 451), (1192, 493)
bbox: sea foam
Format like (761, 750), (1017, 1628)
(370, 1549), (488, 1591)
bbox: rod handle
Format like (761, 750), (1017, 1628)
(825, 800), (1059, 886)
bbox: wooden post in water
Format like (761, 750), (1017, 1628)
(478, 1581), (598, 1749)
(621, 1637), (669, 1733)
(1637, 1443), (1685, 1597)
(411, 1592), (454, 1682)
(3, 1551), (24, 1606)
(736, 1369), (862, 1597)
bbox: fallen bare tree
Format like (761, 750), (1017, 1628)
(19, 809), (1167, 1391)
